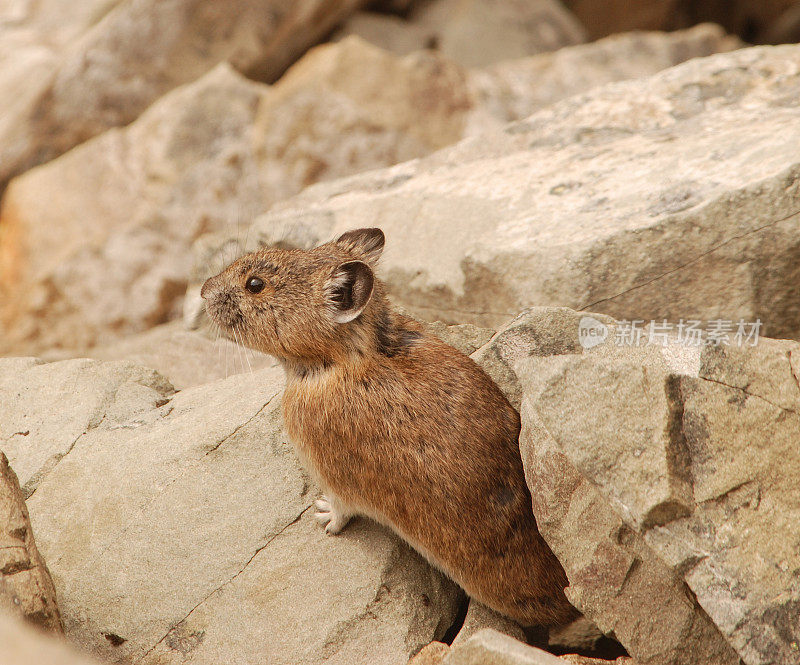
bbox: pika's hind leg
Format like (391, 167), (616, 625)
(314, 493), (353, 535)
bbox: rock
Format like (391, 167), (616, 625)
(0, 63), (271, 354)
(333, 11), (435, 54)
(419, 320), (495, 356)
(464, 23), (741, 134)
(474, 306), (800, 665)
(0, 453), (62, 633)
(0, 358), (174, 498)
(559, 0), (680, 40)
(84, 321), (277, 390)
(0, 0), (367, 190)
(558, 657), (630, 665)
(410, 641), (451, 665)
(442, 628), (565, 665)
(0, 610), (103, 665)
(251, 36), (472, 209)
(451, 601), (526, 647)
(241, 45), (800, 341)
(410, 0), (587, 67)
(4, 358), (459, 663)
(547, 617), (605, 656)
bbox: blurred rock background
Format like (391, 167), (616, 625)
(1, 2), (799, 665)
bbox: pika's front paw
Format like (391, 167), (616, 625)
(314, 495), (352, 535)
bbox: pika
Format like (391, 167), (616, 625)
(201, 228), (576, 626)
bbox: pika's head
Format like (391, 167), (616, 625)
(201, 228), (385, 364)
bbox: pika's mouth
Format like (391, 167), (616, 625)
(202, 278), (243, 331)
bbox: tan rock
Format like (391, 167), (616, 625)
(0, 453), (62, 633)
(0, 28), (742, 356)
(84, 321), (277, 390)
(464, 23), (741, 134)
(246, 45), (800, 341)
(475, 306), (800, 665)
(252, 36), (472, 207)
(4, 358), (460, 663)
(0, 0), (367, 189)
(0, 63), (270, 354)
(0, 610), (103, 665)
(442, 628), (565, 664)
(451, 600), (526, 647)
(410, 641), (451, 665)
(411, 0), (587, 66)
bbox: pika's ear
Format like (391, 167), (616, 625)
(326, 260), (375, 324)
(334, 228), (385, 264)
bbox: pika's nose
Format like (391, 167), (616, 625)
(200, 276), (216, 300)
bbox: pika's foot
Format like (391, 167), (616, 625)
(314, 495), (352, 535)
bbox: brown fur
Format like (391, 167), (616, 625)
(202, 229), (577, 626)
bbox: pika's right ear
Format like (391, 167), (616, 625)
(334, 228), (385, 265)
(326, 260), (374, 324)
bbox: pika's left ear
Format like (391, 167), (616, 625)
(326, 260), (375, 324)
(334, 228), (385, 265)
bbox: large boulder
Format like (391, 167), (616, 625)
(473, 307), (800, 665)
(1, 28), (738, 357)
(0, 64), (271, 354)
(0, 0), (367, 190)
(237, 44), (800, 342)
(0, 453), (62, 633)
(3, 358), (460, 664)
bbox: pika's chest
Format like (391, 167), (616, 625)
(282, 372), (362, 447)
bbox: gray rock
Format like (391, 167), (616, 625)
(442, 628), (564, 665)
(238, 45), (800, 341)
(5, 359), (459, 664)
(475, 306), (800, 665)
(1, 28), (739, 356)
(451, 601), (526, 647)
(0, 358), (174, 497)
(83, 321), (277, 390)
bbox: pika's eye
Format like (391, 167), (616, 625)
(245, 276), (265, 294)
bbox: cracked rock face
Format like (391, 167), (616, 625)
(238, 45), (800, 340)
(1, 359), (460, 664)
(473, 307), (799, 665)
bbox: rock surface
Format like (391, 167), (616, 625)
(0, 0), (367, 190)
(238, 45), (800, 342)
(0, 64), (271, 354)
(2, 27), (738, 356)
(2, 358), (460, 664)
(84, 321), (277, 390)
(442, 628), (566, 664)
(473, 306), (800, 665)
(0, 453), (62, 633)
(450, 600), (526, 647)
